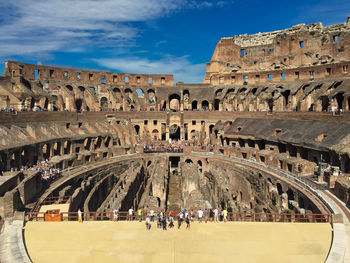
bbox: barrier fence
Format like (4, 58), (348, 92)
(27, 211), (330, 223)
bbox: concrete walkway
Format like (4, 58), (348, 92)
(0, 220), (32, 263)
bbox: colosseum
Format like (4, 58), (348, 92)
(0, 16), (350, 263)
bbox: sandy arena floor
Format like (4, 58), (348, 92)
(24, 221), (332, 263)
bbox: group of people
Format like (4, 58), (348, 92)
(125, 208), (229, 231)
(0, 159), (61, 183)
(143, 140), (184, 153)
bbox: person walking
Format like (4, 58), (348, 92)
(150, 209), (154, 222)
(138, 208), (142, 222)
(197, 209), (203, 223)
(223, 208), (228, 223)
(78, 209), (83, 223)
(146, 216), (151, 230)
(213, 208), (219, 223)
(113, 209), (118, 221)
(177, 212), (183, 229)
(204, 209), (209, 223)
(128, 208), (134, 221)
(162, 216), (167, 230)
(185, 214), (190, 229)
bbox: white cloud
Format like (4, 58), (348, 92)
(93, 55), (206, 83)
(0, 0), (228, 58)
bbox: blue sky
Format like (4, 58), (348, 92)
(0, 0), (349, 83)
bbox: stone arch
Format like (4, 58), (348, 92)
(202, 100), (209, 110)
(136, 88), (144, 98)
(335, 92), (345, 110)
(152, 129), (159, 140)
(169, 125), (180, 140)
(75, 99), (83, 111)
(169, 94), (180, 111)
(100, 97), (108, 109)
(78, 86), (85, 92)
(134, 125), (140, 135)
(66, 85), (73, 91)
(320, 96), (330, 111)
(192, 100), (198, 110)
(185, 159), (193, 163)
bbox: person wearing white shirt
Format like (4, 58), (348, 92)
(128, 208), (134, 221)
(197, 209), (203, 223)
(213, 208), (219, 223)
(150, 209), (154, 222)
(113, 209), (118, 221)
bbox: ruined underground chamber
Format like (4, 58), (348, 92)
(27, 153), (330, 218)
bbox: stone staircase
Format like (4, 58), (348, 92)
(167, 169), (183, 212)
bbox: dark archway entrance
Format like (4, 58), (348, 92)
(75, 99), (83, 111)
(169, 124), (180, 140)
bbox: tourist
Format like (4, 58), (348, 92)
(78, 209), (83, 223)
(177, 212), (183, 229)
(162, 216), (167, 230)
(213, 208), (219, 222)
(185, 214), (190, 229)
(197, 209), (203, 223)
(204, 209), (209, 223)
(128, 207), (134, 221)
(113, 209), (118, 221)
(223, 209), (228, 223)
(190, 210), (195, 222)
(138, 208), (142, 222)
(150, 209), (154, 222)
(157, 213), (162, 228)
(169, 216), (174, 228)
(146, 216), (151, 230)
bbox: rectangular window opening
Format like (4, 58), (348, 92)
(101, 75), (106, 84)
(63, 71), (68, 80)
(148, 77), (152, 84)
(125, 76), (129, 83)
(333, 35), (339, 43)
(113, 75), (118, 82)
(136, 76), (141, 84)
(281, 73), (286, 80)
(161, 77), (165, 84)
(192, 120), (196, 125)
(299, 41), (304, 48)
(76, 72), (81, 79)
(268, 74), (272, 81)
(269, 48), (274, 53)
(240, 49), (245, 56)
(34, 69), (39, 80)
(326, 68), (331, 75)
(89, 73), (93, 80)
(49, 70), (54, 78)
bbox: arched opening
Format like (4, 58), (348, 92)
(308, 103), (315, 112)
(100, 97), (108, 110)
(185, 159), (193, 164)
(335, 92), (344, 110)
(214, 99), (220, 110)
(64, 141), (71, 154)
(209, 125), (214, 134)
(152, 129), (159, 141)
(147, 89), (156, 104)
(183, 89), (190, 99)
(169, 94), (180, 111)
(192, 100), (198, 110)
(75, 99), (83, 111)
(30, 98), (35, 110)
(286, 189), (295, 200)
(136, 88), (144, 98)
(190, 130), (197, 141)
(267, 99), (274, 112)
(134, 125), (140, 135)
(169, 124), (180, 140)
(78, 86), (85, 92)
(113, 88), (121, 93)
(42, 98), (48, 110)
(202, 100), (209, 110)
(281, 90), (290, 109)
(321, 96), (330, 111)
(276, 183), (283, 195)
(66, 85), (73, 91)
(215, 89), (223, 98)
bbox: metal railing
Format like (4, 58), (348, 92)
(27, 211), (330, 223)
